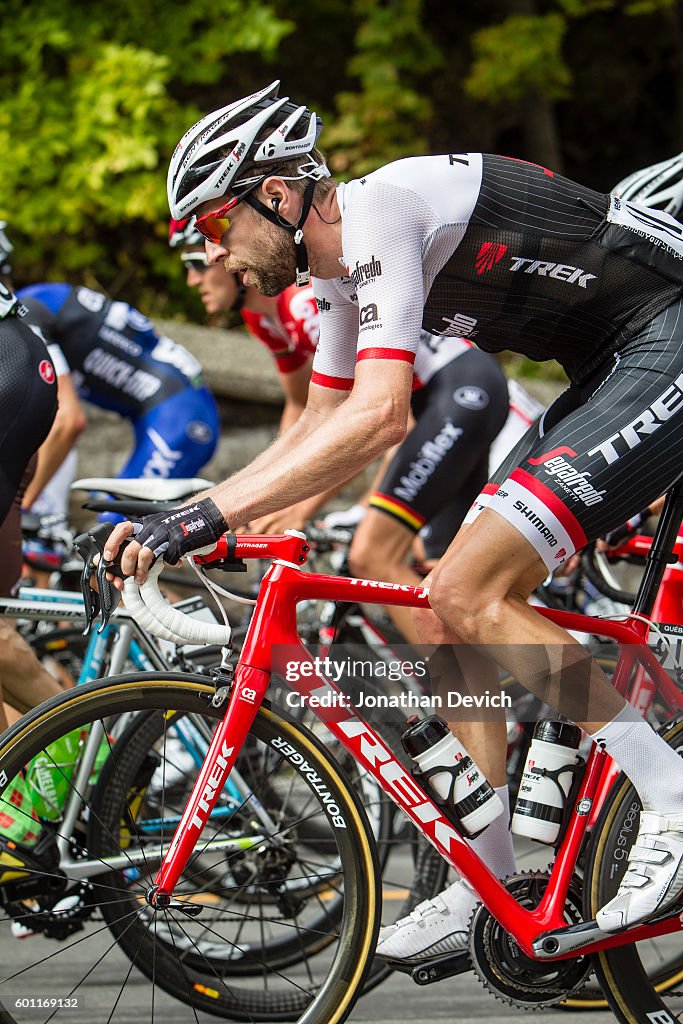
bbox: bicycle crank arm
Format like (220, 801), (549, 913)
(533, 905), (683, 959)
(533, 919), (606, 958)
(379, 950), (470, 984)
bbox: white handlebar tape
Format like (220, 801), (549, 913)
(122, 560), (232, 647)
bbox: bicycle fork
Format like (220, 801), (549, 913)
(148, 662), (269, 909)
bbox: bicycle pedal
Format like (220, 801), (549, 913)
(378, 950), (470, 983)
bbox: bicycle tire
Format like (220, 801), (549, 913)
(0, 673), (380, 1024)
(584, 715), (683, 1023)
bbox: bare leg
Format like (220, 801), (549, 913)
(348, 509), (423, 645)
(0, 621), (63, 732)
(426, 510), (627, 732)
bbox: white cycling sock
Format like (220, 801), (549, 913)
(465, 785), (516, 880)
(590, 702), (683, 812)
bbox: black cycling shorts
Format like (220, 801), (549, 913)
(0, 318), (57, 596)
(369, 348), (509, 558)
(466, 300), (683, 570)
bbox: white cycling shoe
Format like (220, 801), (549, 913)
(375, 877), (477, 961)
(596, 811), (683, 932)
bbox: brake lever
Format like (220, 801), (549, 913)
(74, 522), (125, 635)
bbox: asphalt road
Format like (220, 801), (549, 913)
(0, 838), (620, 1024)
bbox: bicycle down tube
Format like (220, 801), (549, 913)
(150, 532), (683, 963)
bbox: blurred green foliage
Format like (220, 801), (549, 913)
(2, 0), (683, 359)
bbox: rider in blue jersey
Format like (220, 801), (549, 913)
(0, 230), (219, 517)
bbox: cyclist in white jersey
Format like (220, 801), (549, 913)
(106, 85), (683, 955)
(173, 220), (537, 637)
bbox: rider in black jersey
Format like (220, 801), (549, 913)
(0, 281), (64, 740)
(105, 86), (683, 952)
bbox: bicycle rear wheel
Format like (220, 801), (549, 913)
(0, 673), (380, 1024)
(585, 716), (683, 1023)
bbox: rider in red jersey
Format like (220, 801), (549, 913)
(170, 216), (317, 434)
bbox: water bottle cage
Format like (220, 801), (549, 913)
(528, 757), (585, 804)
(530, 756), (586, 848)
(411, 757), (481, 837)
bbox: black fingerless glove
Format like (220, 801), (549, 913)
(132, 497), (227, 565)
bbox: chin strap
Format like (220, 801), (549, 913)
(244, 178), (316, 286)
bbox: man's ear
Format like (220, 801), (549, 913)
(261, 176), (292, 217)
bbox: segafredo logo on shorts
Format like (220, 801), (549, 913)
(527, 447), (606, 507)
(586, 369), (683, 466)
(508, 258), (597, 288)
(349, 255), (382, 290)
(394, 421), (463, 502)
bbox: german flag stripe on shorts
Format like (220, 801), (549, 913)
(369, 492), (426, 531)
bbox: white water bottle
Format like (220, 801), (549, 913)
(401, 715), (503, 835)
(511, 719), (582, 845)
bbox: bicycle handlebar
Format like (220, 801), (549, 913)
(123, 557), (232, 646)
(78, 529), (311, 645)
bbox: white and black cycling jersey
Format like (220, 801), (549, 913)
(311, 153), (683, 388)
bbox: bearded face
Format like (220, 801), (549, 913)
(241, 216), (299, 296)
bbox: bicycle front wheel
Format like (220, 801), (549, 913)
(0, 673), (380, 1024)
(585, 715), (683, 1023)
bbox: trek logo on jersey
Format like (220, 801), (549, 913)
(76, 286), (106, 313)
(38, 359), (55, 385)
(349, 255), (382, 290)
(394, 421), (463, 502)
(476, 242), (508, 275)
(433, 313), (478, 339)
(317, 297), (332, 312)
(509, 258), (597, 288)
(359, 303), (381, 329)
(528, 449), (606, 507)
(586, 368), (683, 466)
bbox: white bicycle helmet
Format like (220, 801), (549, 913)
(613, 152), (683, 218)
(0, 221), (14, 277)
(167, 81), (325, 220)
